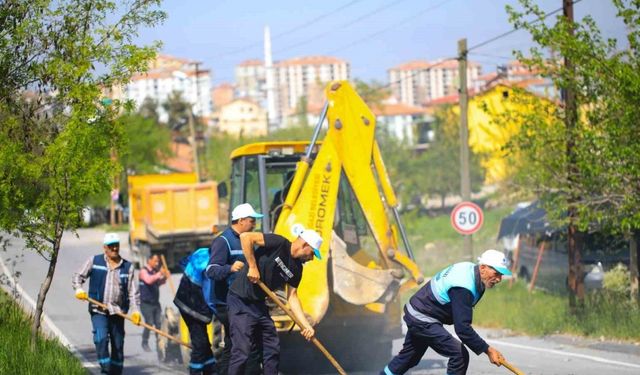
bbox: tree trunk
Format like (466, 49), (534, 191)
(30, 237), (61, 351)
(630, 230), (639, 304)
(563, 0), (583, 314)
(567, 221), (584, 313)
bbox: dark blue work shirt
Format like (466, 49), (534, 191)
(205, 227), (245, 306)
(406, 262), (489, 355)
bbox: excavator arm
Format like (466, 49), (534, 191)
(274, 81), (423, 323)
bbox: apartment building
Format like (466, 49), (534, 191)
(215, 98), (268, 137)
(274, 56), (349, 120)
(234, 55), (350, 129)
(120, 54), (212, 123)
(235, 59), (266, 105)
(211, 83), (235, 108)
(388, 59), (481, 106)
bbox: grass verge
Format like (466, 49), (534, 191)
(404, 205), (640, 342)
(94, 223), (129, 232)
(0, 289), (85, 374)
(403, 205), (512, 276)
(474, 280), (640, 341)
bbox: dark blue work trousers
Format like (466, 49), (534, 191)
(382, 316), (470, 375)
(181, 312), (216, 375)
(227, 293), (279, 375)
(90, 312), (125, 375)
(215, 304), (263, 375)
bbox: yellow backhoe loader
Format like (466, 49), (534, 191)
(225, 81), (423, 372)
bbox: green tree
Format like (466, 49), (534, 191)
(504, 0), (640, 306)
(118, 113), (172, 174)
(353, 78), (390, 110)
(375, 134), (416, 208)
(203, 132), (246, 183)
(419, 105), (484, 209)
(295, 95), (310, 127)
(162, 90), (191, 132)
(138, 97), (160, 123)
(204, 125), (319, 185)
(0, 0), (164, 347)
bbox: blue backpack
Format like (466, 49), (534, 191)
(180, 247), (216, 313)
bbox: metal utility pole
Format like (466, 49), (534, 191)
(458, 38), (473, 260)
(189, 62), (201, 181)
(562, 0), (584, 310)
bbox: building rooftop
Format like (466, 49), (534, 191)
(130, 53), (210, 81)
(390, 58), (480, 71)
(307, 101), (427, 117)
(213, 82), (235, 89)
(276, 55), (347, 67)
(372, 103), (429, 116)
(476, 72), (499, 81)
(164, 142), (194, 173)
(237, 59), (264, 67)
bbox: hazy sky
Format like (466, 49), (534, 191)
(137, 0), (626, 85)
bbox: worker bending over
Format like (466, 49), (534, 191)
(381, 249), (511, 375)
(227, 224), (323, 375)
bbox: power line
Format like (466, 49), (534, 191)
(469, 52), (513, 61)
(339, 0), (414, 28)
(272, 0), (363, 40)
(274, 0), (413, 55)
(381, 57), (457, 91)
(325, 0), (455, 55)
(210, 0), (364, 60)
(467, 0), (583, 52)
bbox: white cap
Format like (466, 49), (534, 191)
(103, 232), (120, 245)
(231, 203), (264, 221)
(291, 223), (323, 259)
(477, 249), (512, 276)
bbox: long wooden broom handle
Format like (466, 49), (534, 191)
(86, 297), (191, 349)
(501, 358), (526, 375)
(257, 280), (347, 375)
(160, 254), (176, 295)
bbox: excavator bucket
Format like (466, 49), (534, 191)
(330, 231), (400, 305)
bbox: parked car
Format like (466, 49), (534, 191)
(499, 203), (629, 293)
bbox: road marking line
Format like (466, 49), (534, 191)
(0, 256), (98, 369)
(487, 339), (640, 369)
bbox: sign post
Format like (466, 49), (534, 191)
(451, 201), (484, 236)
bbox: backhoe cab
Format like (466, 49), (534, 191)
(228, 81), (423, 371)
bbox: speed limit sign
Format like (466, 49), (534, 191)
(451, 201), (484, 235)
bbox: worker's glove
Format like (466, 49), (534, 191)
(131, 311), (142, 326)
(74, 288), (88, 301)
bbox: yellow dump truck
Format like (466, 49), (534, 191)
(226, 81), (423, 372)
(127, 173), (221, 269)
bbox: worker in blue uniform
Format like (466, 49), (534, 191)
(205, 203), (263, 375)
(381, 249), (512, 375)
(73, 232), (141, 375)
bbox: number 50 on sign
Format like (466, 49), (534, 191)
(451, 201), (484, 235)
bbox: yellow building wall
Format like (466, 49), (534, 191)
(452, 85), (555, 184)
(217, 100), (268, 137)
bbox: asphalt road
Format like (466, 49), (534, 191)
(2, 228), (640, 374)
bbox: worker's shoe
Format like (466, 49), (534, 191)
(142, 342), (152, 352)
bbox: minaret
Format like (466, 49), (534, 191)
(264, 25), (278, 131)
